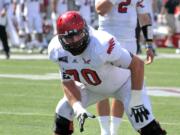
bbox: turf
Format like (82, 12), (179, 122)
(0, 57), (180, 135)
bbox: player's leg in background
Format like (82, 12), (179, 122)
(136, 19), (142, 54)
(110, 99), (124, 135)
(0, 25), (10, 59)
(96, 99), (111, 135)
(96, 98), (124, 135)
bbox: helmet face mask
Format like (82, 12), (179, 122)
(57, 11), (90, 55)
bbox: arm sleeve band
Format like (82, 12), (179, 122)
(141, 24), (153, 42)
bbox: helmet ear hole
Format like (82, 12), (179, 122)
(56, 11), (90, 55)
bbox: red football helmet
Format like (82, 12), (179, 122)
(56, 11), (89, 55)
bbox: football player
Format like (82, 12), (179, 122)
(21, 0), (44, 52)
(48, 11), (166, 135)
(95, 0), (155, 134)
(0, 0), (10, 59)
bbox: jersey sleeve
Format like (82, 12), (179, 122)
(48, 36), (62, 63)
(96, 31), (132, 68)
(136, 0), (149, 14)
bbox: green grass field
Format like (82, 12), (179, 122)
(0, 54), (180, 135)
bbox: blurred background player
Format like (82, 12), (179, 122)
(6, 0), (22, 48)
(51, 0), (68, 35)
(75, 0), (94, 25)
(12, 0), (26, 48)
(95, 0), (154, 135)
(0, 0), (10, 59)
(160, 0), (180, 47)
(136, 0), (158, 55)
(21, 0), (45, 53)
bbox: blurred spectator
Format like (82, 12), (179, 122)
(0, 0), (10, 59)
(174, 3), (180, 33)
(174, 3), (180, 54)
(162, 0), (179, 33)
(161, 0), (180, 47)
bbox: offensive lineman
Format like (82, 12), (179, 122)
(48, 11), (166, 135)
(95, 0), (155, 134)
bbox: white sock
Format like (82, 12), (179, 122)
(97, 116), (111, 135)
(110, 116), (122, 135)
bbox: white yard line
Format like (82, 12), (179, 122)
(0, 111), (52, 117)
(0, 73), (59, 80)
(0, 53), (180, 60)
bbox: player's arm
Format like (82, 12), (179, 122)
(62, 80), (81, 106)
(105, 36), (149, 121)
(137, 0), (154, 64)
(48, 38), (96, 132)
(62, 80), (95, 132)
(128, 55), (144, 90)
(95, 0), (114, 16)
(138, 13), (154, 65)
(112, 50), (144, 90)
(116, 49), (150, 121)
(138, 13), (153, 44)
(106, 40), (144, 90)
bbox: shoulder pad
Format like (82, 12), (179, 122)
(93, 30), (122, 62)
(48, 36), (64, 62)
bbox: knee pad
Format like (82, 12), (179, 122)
(54, 114), (74, 135)
(138, 120), (167, 135)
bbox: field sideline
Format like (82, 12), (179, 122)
(0, 50), (180, 135)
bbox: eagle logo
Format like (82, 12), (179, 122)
(107, 38), (115, 54)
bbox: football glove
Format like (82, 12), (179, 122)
(129, 90), (150, 123)
(77, 112), (96, 132)
(72, 101), (96, 132)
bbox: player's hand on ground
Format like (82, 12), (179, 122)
(77, 112), (96, 132)
(72, 102), (96, 132)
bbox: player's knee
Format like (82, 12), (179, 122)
(53, 114), (74, 135)
(138, 120), (167, 135)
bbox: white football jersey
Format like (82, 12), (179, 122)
(48, 27), (131, 94)
(96, 0), (149, 41)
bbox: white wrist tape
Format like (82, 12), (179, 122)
(129, 90), (143, 107)
(72, 101), (86, 116)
